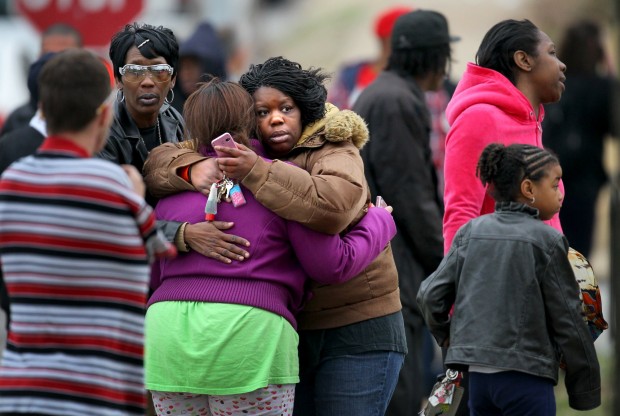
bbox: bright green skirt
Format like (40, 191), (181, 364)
(145, 301), (299, 395)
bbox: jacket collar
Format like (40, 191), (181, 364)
(495, 201), (540, 219)
(113, 100), (180, 142)
(38, 136), (90, 158)
(292, 103), (370, 152)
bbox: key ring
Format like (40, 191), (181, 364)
(446, 369), (460, 381)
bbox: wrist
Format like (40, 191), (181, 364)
(174, 222), (190, 252)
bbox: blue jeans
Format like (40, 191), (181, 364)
(469, 371), (556, 416)
(293, 350), (405, 416)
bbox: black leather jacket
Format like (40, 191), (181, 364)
(99, 100), (185, 173)
(99, 100), (185, 239)
(417, 202), (601, 411)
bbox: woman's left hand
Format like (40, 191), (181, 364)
(214, 143), (259, 180)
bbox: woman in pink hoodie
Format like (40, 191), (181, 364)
(440, 19), (567, 416)
(443, 19), (567, 253)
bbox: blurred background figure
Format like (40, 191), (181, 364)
(0, 52), (56, 172)
(0, 23), (82, 136)
(354, 9), (457, 415)
(327, 4), (455, 198)
(328, 5), (412, 110)
(170, 21), (228, 114)
(218, 26), (249, 81)
(0, 51), (57, 361)
(542, 19), (617, 258)
(39, 22), (83, 54)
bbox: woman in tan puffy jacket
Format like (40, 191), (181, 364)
(143, 57), (406, 416)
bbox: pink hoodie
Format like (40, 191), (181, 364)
(443, 63), (563, 253)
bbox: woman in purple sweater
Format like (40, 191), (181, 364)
(145, 79), (396, 416)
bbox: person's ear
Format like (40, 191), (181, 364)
(521, 178), (535, 200)
(514, 50), (533, 72)
(115, 76), (124, 89)
(170, 75), (176, 89)
(96, 103), (113, 128)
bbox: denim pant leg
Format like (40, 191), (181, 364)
(297, 350), (404, 416)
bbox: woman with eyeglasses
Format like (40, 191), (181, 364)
(101, 22), (185, 206)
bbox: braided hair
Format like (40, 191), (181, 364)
(238, 56), (328, 128)
(476, 143), (559, 202)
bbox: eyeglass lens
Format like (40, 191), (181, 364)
(123, 65), (172, 83)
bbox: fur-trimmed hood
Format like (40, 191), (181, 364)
(296, 103), (369, 150)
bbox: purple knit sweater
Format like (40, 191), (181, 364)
(148, 187), (396, 328)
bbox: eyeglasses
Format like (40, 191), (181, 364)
(119, 64), (174, 83)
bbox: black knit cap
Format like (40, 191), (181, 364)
(391, 9), (460, 50)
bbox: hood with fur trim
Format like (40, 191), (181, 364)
(295, 103), (369, 150)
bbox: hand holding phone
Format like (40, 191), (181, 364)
(211, 132), (238, 157)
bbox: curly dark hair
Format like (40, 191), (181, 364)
(476, 143), (558, 202)
(109, 22), (179, 82)
(238, 56), (329, 128)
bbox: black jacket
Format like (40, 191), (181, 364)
(417, 202), (601, 411)
(0, 124), (45, 323)
(354, 70), (444, 311)
(99, 100), (185, 209)
(0, 125), (44, 174)
(99, 100), (185, 173)
(99, 100), (185, 239)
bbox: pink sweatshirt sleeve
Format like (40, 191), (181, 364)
(288, 207), (396, 284)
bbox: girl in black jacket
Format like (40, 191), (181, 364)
(418, 143), (601, 414)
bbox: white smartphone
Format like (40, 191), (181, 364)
(375, 196), (388, 208)
(211, 132), (237, 157)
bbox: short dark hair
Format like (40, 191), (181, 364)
(386, 43), (451, 78)
(476, 19), (540, 85)
(39, 49), (111, 134)
(42, 23), (83, 47)
(239, 56), (328, 128)
(183, 78), (255, 149)
(109, 22), (179, 82)
(476, 143), (559, 202)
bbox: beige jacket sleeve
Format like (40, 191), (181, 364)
(242, 142), (368, 235)
(143, 142), (206, 199)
